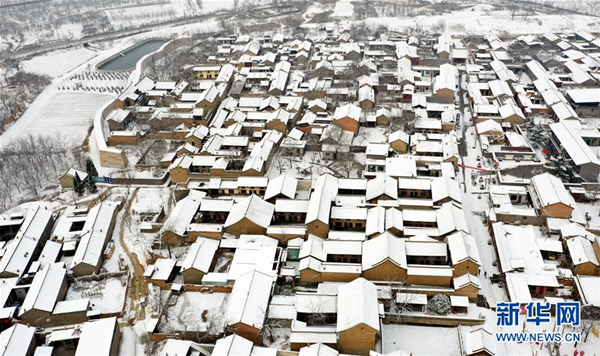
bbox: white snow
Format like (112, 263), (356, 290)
(382, 324), (461, 355)
(66, 276), (127, 314)
(362, 7), (600, 36)
(162, 291), (229, 332)
(0, 91), (113, 147)
(333, 1), (354, 18)
(21, 47), (98, 78)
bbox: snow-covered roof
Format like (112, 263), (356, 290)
(359, 86), (375, 103)
(476, 119), (503, 134)
(407, 266), (453, 277)
(460, 326), (497, 356)
(366, 206), (386, 237)
(75, 317), (118, 356)
(389, 129), (409, 144)
(53, 299), (90, 315)
(147, 258), (176, 281)
(549, 121), (600, 167)
(386, 157), (417, 178)
(161, 190), (205, 238)
(330, 207), (367, 221)
(264, 174), (298, 201)
(566, 236), (599, 266)
(159, 340), (196, 356)
(436, 202), (469, 236)
(224, 195), (275, 230)
(0, 324), (36, 356)
(295, 293), (337, 314)
(385, 208), (404, 233)
(396, 292), (427, 305)
(213, 334), (253, 356)
(529, 173), (574, 209)
(366, 174), (398, 201)
(0, 206), (54, 277)
(431, 176), (462, 205)
(181, 238), (219, 274)
(560, 222), (596, 242)
(336, 278), (380, 332)
(334, 103), (361, 122)
(446, 231), (481, 265)
(505, 273), (532, 303)
(454, 273), (481, 289)
(574, 275), (600, 307)
(20, 263), (65, 315)
(366, 142), (389, 157)
(362, 232), (407, 271)
(60, 168), (89, 181)
(228, 235), (279, 279)
(567, 88), (600, 104)
(564, 60), (595, 84)
(498, 101), (525, 121)
(199, 199), (234, 213)
(106, 108), (130, 123)
(298, 343), (339, 356)
(306, 186), (334, 225)
(405, 239), (447, 257)
(323, 240), (362, 256)
(71, 202), (118, 271)
(434, 63), (457, 93)
(226, 269), (274, 329)
(300, 235), (327, 262)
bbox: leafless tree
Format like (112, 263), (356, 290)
(306, 296), (332, 326)
(336, 156), (357, 178)
(384, 278), (421, 324)
(261, 319), (284, 345)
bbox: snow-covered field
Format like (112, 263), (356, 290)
(363, 9), (600, 35)
(201, 0), (271, 13)
(21, 47), (99, 78)
(333, 1), (354, 18)
(302, 2), (600, 36)
(0, 91), (113, 147)
(382, 324), (461, 355)
(104, 2), (191, 31)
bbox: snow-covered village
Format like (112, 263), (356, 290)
(1, 0), (600, 355)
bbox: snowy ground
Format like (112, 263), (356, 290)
(363, 10), (600, 35)
(381, 324), (461, 355)
(159, 291), (229, 333)
(302, 2), (600, 36)
(577, 201), (600, 231)
(119, 322), (148, 356)
(21, 47), (100, 78)
(0, 91), (113, 147)
(65, 276), (127, 314)
(333, 1), (354, 18)
(457, 113), (507, 307)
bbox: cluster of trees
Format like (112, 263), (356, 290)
(0, 71), (51, 134)
(146, 42), (201, 82)
(74, 159), (99, 196)
(508, 0), (600, 17)
(544, 154), (573, 182)
(0, 134), (77, 212)
(525, 119), (548, 148)
(0, 0), (117, 47)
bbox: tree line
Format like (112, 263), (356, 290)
(0, 133), (80, 212)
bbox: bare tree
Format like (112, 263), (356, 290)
(306, 296), (332, 326)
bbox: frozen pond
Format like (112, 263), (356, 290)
(98, 40), (166, 71)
